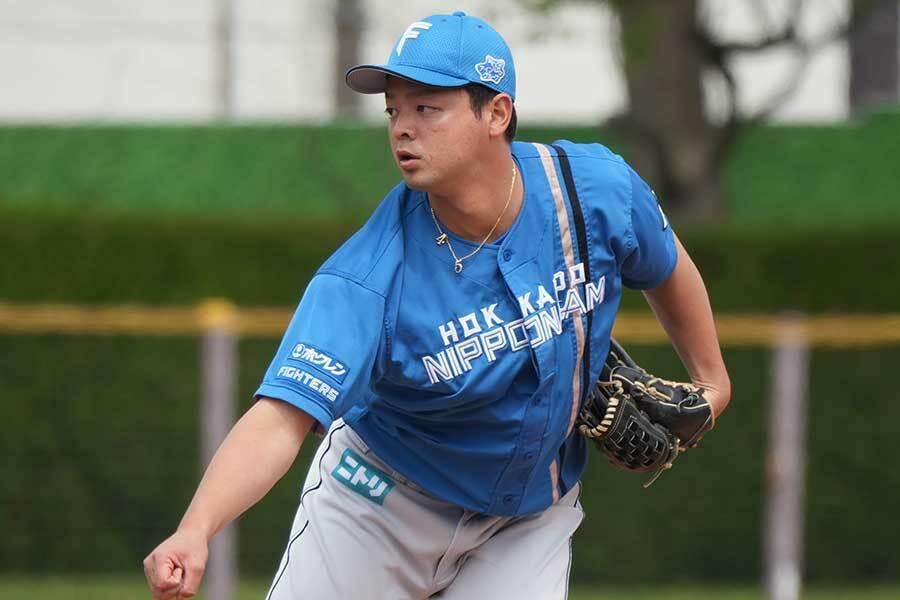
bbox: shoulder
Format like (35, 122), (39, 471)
(514, 139), (634, 194)
(516, 139), (642, 262)
(551, 139), (630, 179)
(513, 139), (626, 163)
(318, 181), (421, 295)
(517, 138), (636, 205)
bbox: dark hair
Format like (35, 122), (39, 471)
(464, 84), (517, 143)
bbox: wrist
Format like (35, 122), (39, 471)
(695, 378), (730, 420)
(177, 514), (216, 541)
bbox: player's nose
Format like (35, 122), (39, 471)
(390, 111), (416, 141)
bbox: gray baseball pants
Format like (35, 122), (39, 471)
(265, 420), (584, 600)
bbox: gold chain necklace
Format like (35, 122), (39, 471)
(429, 164), (517, 274)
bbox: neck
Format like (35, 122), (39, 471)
(428, 150), (523, 243)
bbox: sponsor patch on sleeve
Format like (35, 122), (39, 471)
(275, 365), (341, 403)
(287, 342), (349, 383)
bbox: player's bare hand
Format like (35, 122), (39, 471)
(143, 528), (209, 599)
(693, 378), (731, 421)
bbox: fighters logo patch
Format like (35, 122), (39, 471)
(332, 449), (395, 505)
(289, 342), (348, 383)
(475, 55), (506, 85)
(275, 365), (340, 403)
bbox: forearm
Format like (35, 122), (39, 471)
(178, 398), (315, 539)
(642, 236), (731, 415)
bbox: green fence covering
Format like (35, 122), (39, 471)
(2, 337), (897, 584)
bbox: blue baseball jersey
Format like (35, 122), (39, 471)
(255, 140), (676, 516)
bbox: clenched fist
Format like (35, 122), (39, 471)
(143, 528), (209, 599)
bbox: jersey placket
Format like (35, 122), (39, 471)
(487, 253), (559, 514)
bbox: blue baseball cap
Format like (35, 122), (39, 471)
(346, 11), (516, 101)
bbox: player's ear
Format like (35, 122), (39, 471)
(488, 93), (513, 140)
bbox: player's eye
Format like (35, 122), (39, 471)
(417, 105), (438, 114)
(384, 107), (397, 119)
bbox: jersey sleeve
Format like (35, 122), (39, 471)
(254, 272), (385, 429)
(620, 166), (678, 290)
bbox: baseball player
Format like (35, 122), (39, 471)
(144, 11), (730, 599)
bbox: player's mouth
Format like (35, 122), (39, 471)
(396, 149), (421, 170)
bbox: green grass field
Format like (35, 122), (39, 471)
(0, 578), (897, 600)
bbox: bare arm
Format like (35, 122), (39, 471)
(642, 236), (731, 419)
(178, 397), (313, 537)
(144, 397), (315, 599)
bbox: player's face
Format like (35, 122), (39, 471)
(384, 77), (488, 192)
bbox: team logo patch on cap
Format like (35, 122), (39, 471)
(475, 55), (506, 85)
(396, 21), (432, 56)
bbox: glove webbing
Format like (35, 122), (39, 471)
(578, 382), (622, 439)
(578, 381), (679, 488)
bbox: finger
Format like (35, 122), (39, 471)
(152, 574), (182, 600)
(157, 569), (184, 600)
(149, 562), (184, 598)
(177, 561), (206, 598)
(158, 562), (183, 586)
(152, 582), (182, 599)
(143, 556), (156, 584)
(154, 587), (181, 600)
(143, 554), (170, 588)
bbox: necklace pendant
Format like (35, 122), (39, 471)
(435, 233), (448, 246)
(453, 259), (464, 274)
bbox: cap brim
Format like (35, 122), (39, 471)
(346, 64), (470, 94)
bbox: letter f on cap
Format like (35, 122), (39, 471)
(396, 21), (432, 56)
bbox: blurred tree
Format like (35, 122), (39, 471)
(849, 0), (898, 114)
(529, 0), (878, 222)
(613, 0), (720, 221)
(334, 0), (365, 120)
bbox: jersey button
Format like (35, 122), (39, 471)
(502, 249), (513, 261)
(503, 494), (515, 504)
(525, 452), (535, 461)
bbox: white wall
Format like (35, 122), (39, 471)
(0, 0), (870, 123)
